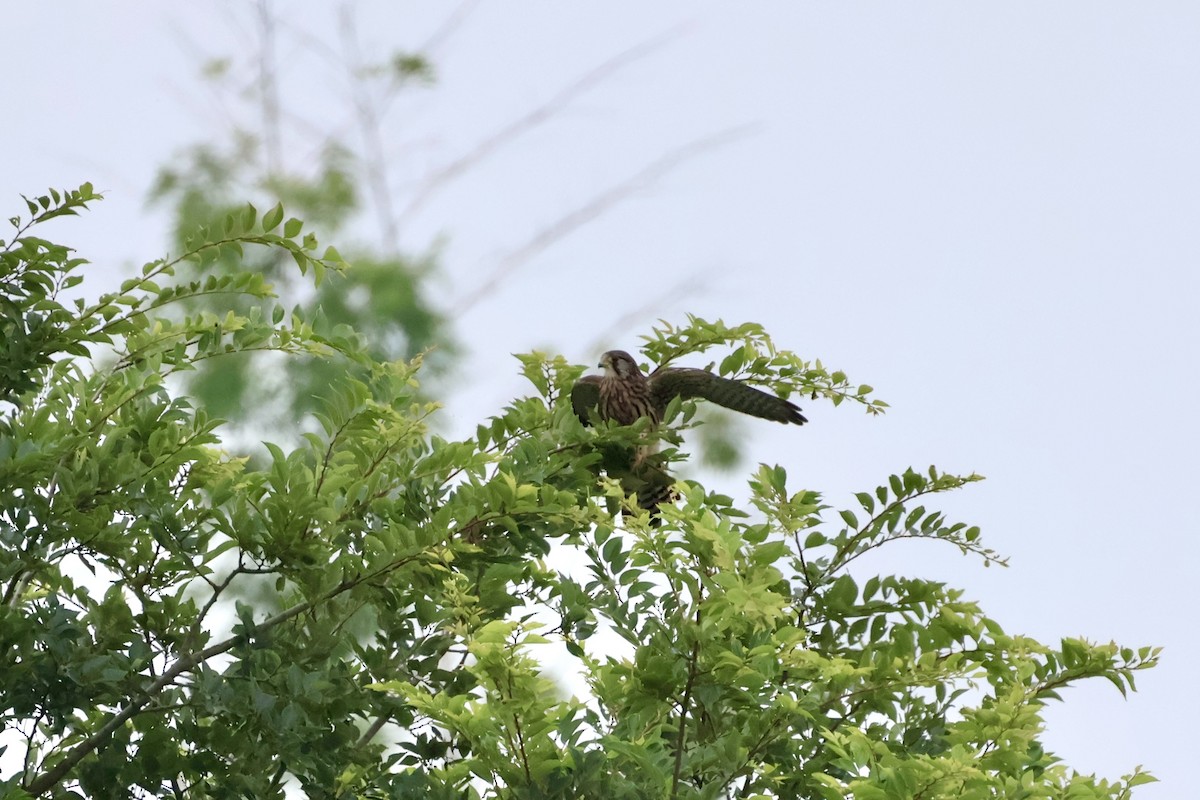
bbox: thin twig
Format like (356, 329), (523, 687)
(420, 0), (481, 56)
(256, 0), (283, 177)
(585, 271), (711, 355)
(267, 762), (289, 795)
(671, 636), (701, 799)
(454, 124), (757, 314)
(339, 6), (402, 254)
(396, 26), (690, 226)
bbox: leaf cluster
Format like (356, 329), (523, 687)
(642, 316), (888, 417)
(0, 192), (1158, 799)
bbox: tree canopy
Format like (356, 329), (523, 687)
(0, 188), (1157, 798)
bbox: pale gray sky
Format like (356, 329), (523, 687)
(5, 3), (1197, 795)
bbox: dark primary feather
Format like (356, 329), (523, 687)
(570, 375), (602, 425)
(649, 368), (807, 425)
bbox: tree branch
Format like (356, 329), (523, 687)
(453, 124), (756, 314)
(396, 26), (689, 226)
(585, 272), (710, 356)
(23, 556), (418, 795)
(339, 6), (402, 254)
(671, 636), (701, 799)
(355, 711), (392, 749)
(255, 0), (283, 177)
(419, 0), (481, 57)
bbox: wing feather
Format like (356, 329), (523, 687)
(570, 374), (603, 425)
(648, 368), (807, 425)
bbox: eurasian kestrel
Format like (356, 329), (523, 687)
(570, 349), (806, 518)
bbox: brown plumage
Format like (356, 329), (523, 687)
(570, 350), (806, 518)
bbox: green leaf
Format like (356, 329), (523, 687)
(262, 202), (284, 232)
(719, 347), (745, 376)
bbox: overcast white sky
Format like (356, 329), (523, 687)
(5, 3), (1197, 795)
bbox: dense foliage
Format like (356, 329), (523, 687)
(1, 189), (1157, 798)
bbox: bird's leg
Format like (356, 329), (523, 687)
(631, 438), (660, 469)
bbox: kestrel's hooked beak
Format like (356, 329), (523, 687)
(598, 353), (614, 374)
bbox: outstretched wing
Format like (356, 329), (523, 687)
(570, 374), (603, 425)
(648, 368), (807, 425)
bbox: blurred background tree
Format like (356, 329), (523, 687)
(145, 1), (751, 464)
(147, 5), (450, 442)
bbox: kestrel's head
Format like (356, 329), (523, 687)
(599, 350), (643, 379)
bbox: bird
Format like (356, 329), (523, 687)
(570, 349), (806, 519)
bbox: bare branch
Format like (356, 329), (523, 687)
(453, 124), (757, 314)
(339, 6), (402, 253)
(420, 0), (482, 55)
(585, 271), (711, 356)
(396, 26), (691, 226)
(255, 0), (283, 177)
